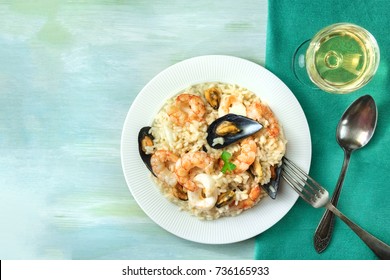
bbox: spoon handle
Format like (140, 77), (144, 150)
(314, 151), (351, 253)
(325, 203), (390, 259)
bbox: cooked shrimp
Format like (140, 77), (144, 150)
(175, 151), (214, 191)
(246, 101), (280, 138)
(237, 185), (261, 210)
(167, 94), (206, 126)
(187, 173), (217, 210)
(231, 137), (257, 174)
(151, 150), (179, 187)
(218, 95), (247, 117)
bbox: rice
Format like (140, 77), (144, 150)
(145, 82), (287, 220)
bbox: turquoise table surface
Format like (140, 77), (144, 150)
(0, 0), (268, 259)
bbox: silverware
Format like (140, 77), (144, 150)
(314, 95), (378, 253)
(282, 157), (390, 260)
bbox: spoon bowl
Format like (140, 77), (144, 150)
(314, 95), (377, 253)
(337, 95), (377, 151)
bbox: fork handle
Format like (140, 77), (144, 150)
(326, 202), (390, 260)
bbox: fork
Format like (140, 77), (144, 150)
(281, 157), (390, 260)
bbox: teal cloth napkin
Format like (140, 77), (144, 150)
(255, 0), (390, 259)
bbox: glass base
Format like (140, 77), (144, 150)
(292, 39), (318, 89)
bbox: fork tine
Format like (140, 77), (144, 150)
(282, 165), (314, 203)
(282, 157), (328, 207)
(281, 166), (312, 204)
(283, 157), (325, 194)
(283, 158), (324, 192)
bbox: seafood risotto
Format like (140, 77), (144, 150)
(138, 82), (287, 220)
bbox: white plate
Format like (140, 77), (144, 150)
(121, 55), (311, 244)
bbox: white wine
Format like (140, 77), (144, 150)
(306, 23), (380, 94)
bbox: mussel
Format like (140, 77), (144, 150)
(138, 126), (156, 176)
(172, 184), (188, 201)
(206, 114), (263, 149)
(261, 164), (282, 199)
(204, 87), (222, 109)
(215, 189), (236, 208)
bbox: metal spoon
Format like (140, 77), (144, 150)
(314, 95), (378, 253)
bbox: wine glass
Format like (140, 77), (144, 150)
(293, 23), (380, 94)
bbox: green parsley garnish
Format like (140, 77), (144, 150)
(221, 151), (236, 174)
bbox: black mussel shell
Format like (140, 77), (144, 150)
(206, 114), (263, 149)
(261, 163), (282, 199)
(215, 189), (236, 208)
(138, 126), (156, 176)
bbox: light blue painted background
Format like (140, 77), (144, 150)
(0, 0), (268, 259)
